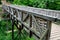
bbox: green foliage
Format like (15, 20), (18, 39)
(46, 1), (60, 10)
(13, 0), (60, 10)
(55, 1), (60, 10)
(2, 13), (7, 18)
(46, 1), (56, 10)
(14, 30), (35, 40)
(0, 20), (35, 40)
(13, 0), (47, 8)
(0, 20), (12, 31)
(6, 0), (60, 10)
(0, 20), (11, 40)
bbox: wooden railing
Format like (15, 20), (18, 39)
(2, 4), (60, 40)
(3, 4), (60, 20)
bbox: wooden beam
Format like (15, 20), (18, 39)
(29, 15), (33, 38)
(45, 21), (52, 40)
(12, 17), (15, 40)
(23, 14), (29, 22)
(4, 4), (60, 20)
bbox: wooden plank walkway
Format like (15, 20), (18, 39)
(50, 23), (60, 40)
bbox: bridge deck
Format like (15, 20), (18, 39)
(50, 23), (60, 40)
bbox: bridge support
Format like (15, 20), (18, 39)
(12, 17), (15, 40)
(29, 15), (33, 38)
(46, 21), (52, 40)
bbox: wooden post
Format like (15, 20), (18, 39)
(12, 17), (15, 40)
(21, 12), (23, 29)
(29, 15), (33, 38)
(46, 21), (52, 40)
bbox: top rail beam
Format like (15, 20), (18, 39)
(2, 4), (60, 21)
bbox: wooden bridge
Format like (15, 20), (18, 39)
(2, 4), (60, 40)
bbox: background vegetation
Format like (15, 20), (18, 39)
(0, 20), (35, 40)
(0, 20), (12, 40)
(0, 0), (60, 10)
(6, 0), (60, 10)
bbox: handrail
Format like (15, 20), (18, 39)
(2, 4), (60, 21)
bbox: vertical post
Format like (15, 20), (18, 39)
(29, 15), (32, 38)
(21, 12), (23, 29)
(46, 21), (52, 40)
(18, 11), (23, 32)
(12, 17), (14, 40)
